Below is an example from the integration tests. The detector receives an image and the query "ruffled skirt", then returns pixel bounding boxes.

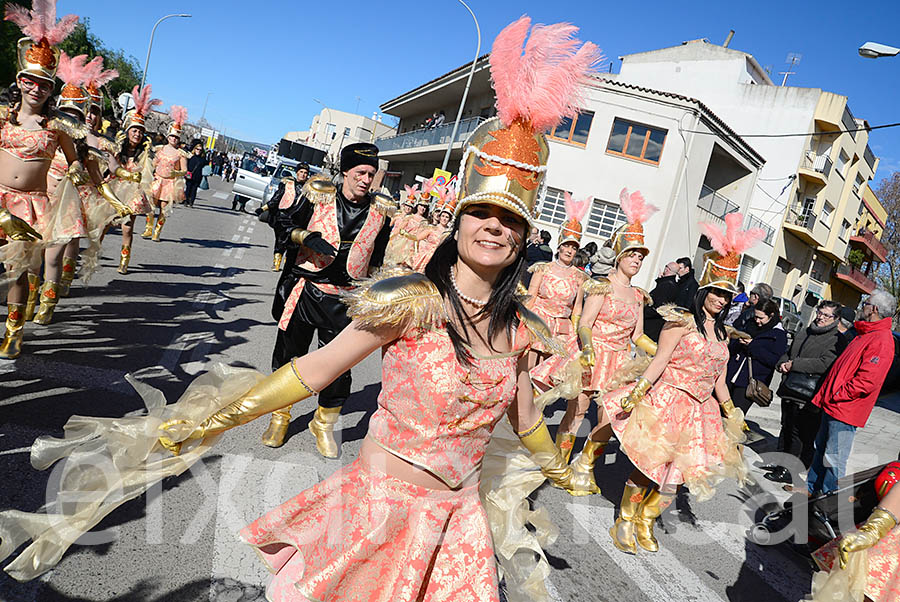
[409,238,439,273]
[602,382,747,500]
[527,303,573,355]
[809,528,900,602]
[150,176,185,203]
[77,185,119,282]
[384,233,416,267]
[239,459,500,602]
[109,177,152,215]
[531,336,630,394]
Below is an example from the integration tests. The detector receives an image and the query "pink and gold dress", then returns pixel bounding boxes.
[239,272,539,602]
[383,213,416,266]
[0,113,59,237]
[111,153,153,214]
[532,278,645,393]
[811,528,899,602]
[526,261,588,354]
[149,146,185,203]
[601,305,745,500]
[43,148,88,242]
[409,223,447,272]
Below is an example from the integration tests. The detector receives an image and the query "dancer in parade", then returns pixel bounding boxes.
[146,105,188,242]
[260,142,393,452]
[260,161,309,271]
[585,212,760,555]
[524,191,590,371]
[382,182,418,266]
[108,85,158,275]
[408,185,454,272]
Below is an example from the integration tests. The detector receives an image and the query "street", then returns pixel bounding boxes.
[0,174,894,602]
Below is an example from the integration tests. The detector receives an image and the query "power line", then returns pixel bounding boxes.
[682,121,900,138]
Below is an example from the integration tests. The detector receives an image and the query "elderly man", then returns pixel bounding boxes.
[263,143,392,454]
[805,290,897,495]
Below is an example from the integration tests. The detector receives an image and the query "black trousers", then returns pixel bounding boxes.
[185,180,201,205]
[778,399,822,469]
[730,385,753,416]
[271,311,350,409]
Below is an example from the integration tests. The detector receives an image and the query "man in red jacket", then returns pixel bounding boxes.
[806,290,897,495]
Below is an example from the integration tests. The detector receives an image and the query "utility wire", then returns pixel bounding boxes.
[682,121,900,138]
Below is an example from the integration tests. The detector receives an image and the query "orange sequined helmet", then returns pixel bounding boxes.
[697,213,765,294]
[559,191,591,247]
[610,188,658,260]
[5,1,79,83]
[56,52,89,117]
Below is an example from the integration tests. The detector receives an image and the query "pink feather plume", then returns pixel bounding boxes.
[56,52,88,86]
[563,191,591,222]
[4,0,79,46]
[131,84,162,116]
[169,105,188,126]
[699,212,765,256]
[489,16,602,132]
[618,188,658,225]
[84,56,118,88]
[420,178,436,196]
[403,184,419,200]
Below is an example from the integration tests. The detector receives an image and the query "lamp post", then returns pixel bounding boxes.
[201,92,213,122]
[440,0,481,172]
[140,14,192,90]
[859,41,900,58]
[313,98,338,165]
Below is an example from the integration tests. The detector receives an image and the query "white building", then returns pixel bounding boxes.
[306,108,396,167]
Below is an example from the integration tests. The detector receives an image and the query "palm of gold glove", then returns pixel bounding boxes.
[837,507,898,569]
[577,325,595,368]
[0,209,41,242]
[621,377,652,413]
[99,182,134,217]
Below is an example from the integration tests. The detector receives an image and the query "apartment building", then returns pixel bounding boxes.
[306,107,396,168]
[616,39,881,318]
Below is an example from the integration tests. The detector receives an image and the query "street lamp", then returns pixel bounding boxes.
[201,92,213,122]
[140,14,192,89]
[859,41,900,58]
[441,0,481,172]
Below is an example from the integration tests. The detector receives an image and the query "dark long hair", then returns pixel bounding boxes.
[693,287,732,341]
[424,220,527,366]
[2,81,55,126]
[117,128,150,165]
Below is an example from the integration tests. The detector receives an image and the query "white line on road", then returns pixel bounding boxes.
[241,236,250,244]
[213,191,228,200]
[234,249,245,260]
[246,227,254,234]
[238,226,245,232]
[231,234,240,242]
[222,249,233,257]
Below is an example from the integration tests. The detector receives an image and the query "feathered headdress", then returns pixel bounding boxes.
[454,16,601,227]
[559,191,592,246]
[167,105,188,138]
[697,212,765,293]
[123,84,161,131]
[610,187,659,260]
[55,52,90,116]
[4,0,79,81]
[83,55,118,108]
[419,178,436,204]
[402,184,420,207]
[440,186,457,214]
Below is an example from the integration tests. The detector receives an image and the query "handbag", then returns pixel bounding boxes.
[199,176,209,190]
[745,358,773,407]
[777,371,821,403]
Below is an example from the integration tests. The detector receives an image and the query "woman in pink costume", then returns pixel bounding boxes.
[807,463,899,602]
[409,186,454,272]
[524,191,590,371]
[146,105,188,242]
[581,213,760,556]
[383,183,418,266]
[531,188,658,465]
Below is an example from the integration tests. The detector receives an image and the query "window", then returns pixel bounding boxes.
[810,257,831,283]
[325,123,336,140]
[550,111,594,145]
[821,202,834,227]
[585,200,627,240]
[835,150,849,177]
[606,118,667,164]
[355,127,371,139]
[739,256,758,287]
[343,127,351,138]
[853,173,865,195]
[537,187,569,226]
[839,219,850,241]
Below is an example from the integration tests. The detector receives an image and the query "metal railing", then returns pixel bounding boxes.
[698,184,739,221]
[746,214,776,245]
[842,107,857,139]
[851,228,889,261]
[836,264,876,292]
[375,116,487,153]
[864,145,876,171]
[801,153,833,178]
[787,210,816,230]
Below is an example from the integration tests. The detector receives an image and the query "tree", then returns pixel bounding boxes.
[874,171,900,323]
[0,0,32,87]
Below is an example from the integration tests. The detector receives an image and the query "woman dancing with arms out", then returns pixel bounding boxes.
[145,105,187,242]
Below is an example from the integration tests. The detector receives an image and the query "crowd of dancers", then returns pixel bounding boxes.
[0,4,896,602]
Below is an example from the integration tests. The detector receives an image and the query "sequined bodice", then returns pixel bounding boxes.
[533,264,584,318]
[659,330,729,401]
[368,325,526,487]
[154,147,181,178]
[590,289,642,351]
[0,121,58,162]
[47,147,67,181]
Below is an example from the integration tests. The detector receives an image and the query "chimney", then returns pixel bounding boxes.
[723,30,735,48]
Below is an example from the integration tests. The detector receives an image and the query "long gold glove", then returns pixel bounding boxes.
[0,209,41,242]
[838,507,898,569]
[115,167,141,183]
[577,324,595,368]
[634,334,658,356]
[621,376,652,413]
[68,167,89,186]
[158,361,317,455]
[98,182,134,217]
[720,398,737,418]
[516,416,593,494]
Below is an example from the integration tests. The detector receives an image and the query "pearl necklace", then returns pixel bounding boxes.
[451,268,489,307]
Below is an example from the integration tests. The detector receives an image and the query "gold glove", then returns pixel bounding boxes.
[0,209,41,242]
[516,417,592,494]
[621,377,652,413]
[68,167,89,186]
[115,167,141,183]
[577,324,595,368]
[720,398,736,419]
[158,360,317,455]
[838,507,898,569]
[98,182,133,217]
[170,169,186,178]
[570,313,580,333]
[634,334,658,356]
[290,228,312,245]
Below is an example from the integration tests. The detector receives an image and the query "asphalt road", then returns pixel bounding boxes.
[0,176,819,602]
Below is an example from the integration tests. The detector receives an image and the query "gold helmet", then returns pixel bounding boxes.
[559,192,591,247]
[55,52,89,117]
[5,1,80,83]
[167,105,188,139]
[123,84,162,132]
[697,213,765,294]
[83,56,119,112]
[610,188,658,261]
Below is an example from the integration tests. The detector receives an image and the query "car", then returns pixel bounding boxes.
[231,163,272,212]
[772,296,802,340]
[261,160,323,205]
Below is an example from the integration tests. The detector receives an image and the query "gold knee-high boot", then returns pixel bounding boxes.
[59,257,76,297]
[555,431,577,465]
[309,405,342,458]
[261,405,292,448]
[610,484,646,555]
[33,280,60,325]
[634,488,673,552]
[24,273,40,321]
[152,215,165,242]
[563,439,605,495]
[117,245,131,275]
[141,214,154,238]
[0,303,26,359]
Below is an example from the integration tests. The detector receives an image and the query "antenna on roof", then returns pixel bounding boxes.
[779,53,802,86]
[723,30,735,48]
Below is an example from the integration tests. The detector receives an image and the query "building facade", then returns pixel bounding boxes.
[306,107,396,169]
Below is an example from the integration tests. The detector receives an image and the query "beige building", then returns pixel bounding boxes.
[307,108,396,168]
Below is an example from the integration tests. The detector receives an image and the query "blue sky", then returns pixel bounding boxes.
[66,0,900,182]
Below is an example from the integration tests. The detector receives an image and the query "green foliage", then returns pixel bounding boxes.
[0,0,32,88]
[847,248,865,269]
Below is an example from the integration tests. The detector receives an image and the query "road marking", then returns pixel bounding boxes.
[231,234,240,242]
[222,249,233,257]
[238,226,245,232]
[246,227,254,234]
[234,249,245,260]
[241,236,250,244]
[213,191,228,200]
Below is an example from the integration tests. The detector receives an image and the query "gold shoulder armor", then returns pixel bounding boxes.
[371,192,396,217]
[527,261,550,275]
[657,303,696,330]
[48,111,88,139]
[635,287,652,306]
[302,175,336,204]
[582,277,611,297]
[342,269,444,332]
[517,305,567,356]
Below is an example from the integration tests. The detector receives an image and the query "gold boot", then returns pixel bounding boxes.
[564,439,605,495]
[634,488,672,552]
[152,215,165,242]
[610,484,646,555]
[261,405,292,448]
[555,431,577,465]
[24,273,40,321]
[141,214,154,238]
[33,281,60,325]
[272,253,283,271]
[309,405,341,458]
[117,245,131,275]
[59,257,76,297]
[0,303,26,359]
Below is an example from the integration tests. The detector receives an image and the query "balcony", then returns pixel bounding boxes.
[850,228,889,262]
[375,116,486,157]
[783,210,822,246]
[798,153,832,186]
[698,184,739,225]
[746,214,776,245]
[834,264,876,294]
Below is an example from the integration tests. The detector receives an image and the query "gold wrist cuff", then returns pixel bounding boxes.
[516,415,545,438]
[290,228,311,245]
[635,334,658,356]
